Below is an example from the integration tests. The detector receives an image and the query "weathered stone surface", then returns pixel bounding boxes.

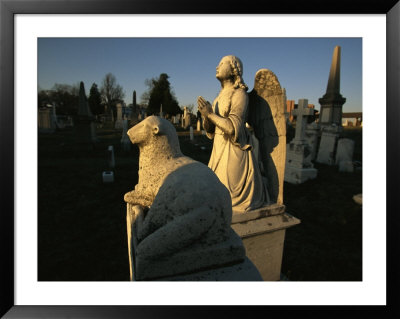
[125,116,250,280]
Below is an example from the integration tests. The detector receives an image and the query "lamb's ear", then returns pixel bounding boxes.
[152,124,160,135]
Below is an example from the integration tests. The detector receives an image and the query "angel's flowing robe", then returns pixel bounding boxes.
[206,87,267,212]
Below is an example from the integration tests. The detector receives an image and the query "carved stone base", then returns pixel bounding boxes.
[231,204,300,281]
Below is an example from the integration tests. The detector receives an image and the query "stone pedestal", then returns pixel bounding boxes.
[231,204,300,281]
[285,142,317,184]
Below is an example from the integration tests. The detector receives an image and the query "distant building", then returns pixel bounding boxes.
[342,112,362,127]
[286,100,295,122]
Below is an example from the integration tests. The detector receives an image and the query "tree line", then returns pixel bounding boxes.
[38,72,183,117]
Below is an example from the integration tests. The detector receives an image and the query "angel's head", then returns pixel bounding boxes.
[216,55,248,91]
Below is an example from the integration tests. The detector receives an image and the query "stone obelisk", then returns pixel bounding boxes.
[76,81,98,146]
[133,90,137,113]
[318,46,346,128]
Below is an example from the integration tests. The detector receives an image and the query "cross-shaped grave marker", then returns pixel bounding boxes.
[292,98,314,143]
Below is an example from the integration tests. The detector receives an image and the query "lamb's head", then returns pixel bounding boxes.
[127,116,182,157]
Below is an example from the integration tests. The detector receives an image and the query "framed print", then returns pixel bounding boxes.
[1,0,399,318]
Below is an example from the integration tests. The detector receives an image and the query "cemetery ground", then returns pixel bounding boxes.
[38,124,362,281]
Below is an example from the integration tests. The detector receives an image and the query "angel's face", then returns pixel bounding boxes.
[216,57,232,81]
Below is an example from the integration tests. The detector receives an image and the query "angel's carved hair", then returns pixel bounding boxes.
[225,55,248,91]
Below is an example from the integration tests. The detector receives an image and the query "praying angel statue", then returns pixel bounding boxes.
[198,55,286,213]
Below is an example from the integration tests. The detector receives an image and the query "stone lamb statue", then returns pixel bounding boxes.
[124,116,260,280]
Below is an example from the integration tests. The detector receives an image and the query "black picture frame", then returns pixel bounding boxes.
[1,0,399,318]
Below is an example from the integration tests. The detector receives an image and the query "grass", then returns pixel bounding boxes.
[38,124,362,281]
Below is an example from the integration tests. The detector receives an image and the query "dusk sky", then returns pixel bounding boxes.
[38,37,362,112]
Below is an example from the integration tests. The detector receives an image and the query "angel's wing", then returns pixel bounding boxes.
[247,69,286,204]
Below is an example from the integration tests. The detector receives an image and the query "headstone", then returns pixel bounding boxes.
[182,106,191,129]
[316,125,340,165]
[183,106,188,118]
[107,145,115,168]
[124,116,262,281]
[284,99,318,184]
[115,103,123,129]
[189,126,194,141]
[38,107,55,133]
[50,103,59,128]
[121,119,131,151]
[102,171,114,183]
[336,138,355,172]
[197,119,201,131]
[318,46,346,129]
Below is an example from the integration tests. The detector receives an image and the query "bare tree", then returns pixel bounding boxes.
[100,73,125,114]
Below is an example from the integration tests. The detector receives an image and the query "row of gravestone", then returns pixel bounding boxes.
[284,98,357,185]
